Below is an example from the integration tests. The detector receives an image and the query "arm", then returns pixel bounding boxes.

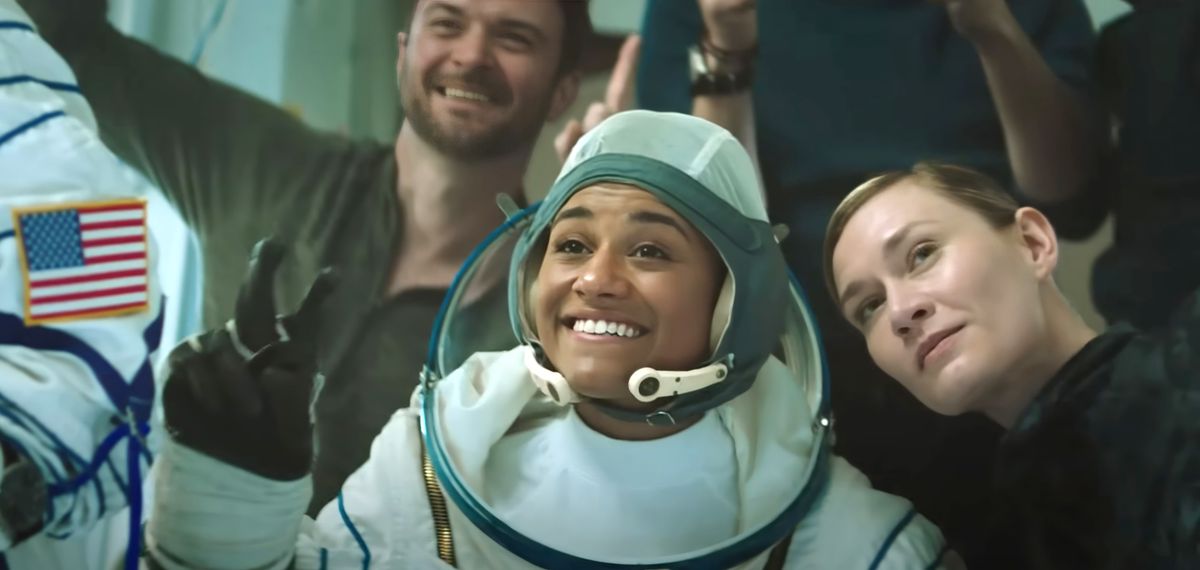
[689,8,767,213]
[941,0,1101,203]
[796,457,950,568]
[690,0,758,173]
[147,241,336,569]
[149,409,428,570]
[556,0,762,177]
[16,0,360,234]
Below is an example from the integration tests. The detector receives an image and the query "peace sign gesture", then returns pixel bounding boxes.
[232,239,336,373]
[554,35,641,163]
[163,238,338,481]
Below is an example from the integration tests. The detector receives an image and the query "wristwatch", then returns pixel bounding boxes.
[688,44,755,96]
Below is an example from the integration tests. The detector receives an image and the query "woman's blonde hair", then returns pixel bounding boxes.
[822,161,1020,303]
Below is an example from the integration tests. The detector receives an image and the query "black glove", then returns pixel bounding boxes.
[15,0,109,54]
[162,239,338,481]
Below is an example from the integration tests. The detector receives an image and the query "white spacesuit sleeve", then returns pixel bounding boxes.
[786,456,947,569]
[146,441,310,570]
[0,0,164,553]
[147,409,434,570]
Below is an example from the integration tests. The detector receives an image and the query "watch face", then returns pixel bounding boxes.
[0,458,46,542]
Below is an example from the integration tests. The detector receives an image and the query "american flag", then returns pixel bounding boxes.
[14,199,149,324]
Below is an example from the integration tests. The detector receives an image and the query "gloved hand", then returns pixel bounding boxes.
[15,0,109,54]
[162,239,338,481]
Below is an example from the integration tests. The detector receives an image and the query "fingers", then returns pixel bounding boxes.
[582,101,612,132]
[185,362,221,417]
[207,334,266,417]
[235,238,286,351]
[554,35,641,164]
[604,35,641,112]
[555,101,615,164]
[164,330,264,418]
[164,333,225,415]
[283,267,339,344]
[554,119,584,163]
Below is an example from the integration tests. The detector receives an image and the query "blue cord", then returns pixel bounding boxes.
[124,424,146,570]
[189,0,230,66]
[337,492,371,569]
[0,21,34,33]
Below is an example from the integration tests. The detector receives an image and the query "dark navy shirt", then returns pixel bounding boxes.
[638,0,1095,193]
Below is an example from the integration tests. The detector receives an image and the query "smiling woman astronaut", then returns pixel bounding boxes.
[147,110,951,569]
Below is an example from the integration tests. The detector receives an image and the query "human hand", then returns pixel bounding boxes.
[697,0,757,52]
[932,0,1019,45]
[162,239,338,481]
[554,35,640,163]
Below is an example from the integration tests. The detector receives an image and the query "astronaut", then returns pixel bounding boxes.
[148,110,949,568]
[0,0,164,568]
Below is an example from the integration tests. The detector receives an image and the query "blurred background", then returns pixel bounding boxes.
[108,0,1132,352]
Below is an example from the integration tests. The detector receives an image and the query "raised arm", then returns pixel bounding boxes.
[556,0,763,189]
[690,0,758,165]
[148,241,336,568]
[939,0,1101,204]
[16,0,362,233]
[633,1,759,166]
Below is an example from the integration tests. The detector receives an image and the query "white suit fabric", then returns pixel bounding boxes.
[0,1,164,567]
[148,111,949,569]
[150,349,946,569]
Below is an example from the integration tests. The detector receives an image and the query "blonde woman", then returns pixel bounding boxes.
[824,161,1200,567]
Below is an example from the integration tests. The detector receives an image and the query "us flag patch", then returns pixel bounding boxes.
[12,199,149,325]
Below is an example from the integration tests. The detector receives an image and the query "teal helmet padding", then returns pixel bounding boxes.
[507,110,789,420]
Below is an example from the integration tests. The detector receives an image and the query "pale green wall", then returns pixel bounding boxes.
[1086,0,1132,27]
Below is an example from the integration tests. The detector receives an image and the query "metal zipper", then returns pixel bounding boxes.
[421,445,457,566]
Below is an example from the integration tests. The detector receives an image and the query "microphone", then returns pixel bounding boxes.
[627,362,728,403]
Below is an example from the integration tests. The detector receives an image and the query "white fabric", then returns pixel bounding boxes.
[147,443,310,570]
[483,407,738,561]
[558,110,769,223]
[150,348,949,568]
[0,1,164,567]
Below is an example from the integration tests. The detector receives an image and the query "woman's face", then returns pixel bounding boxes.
[830,182,1056,416]
[534,183,723,406]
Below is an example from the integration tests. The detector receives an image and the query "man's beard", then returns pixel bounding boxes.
[401,68,553,161]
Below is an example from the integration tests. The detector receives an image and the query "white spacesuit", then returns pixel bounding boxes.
[147,110,949,569]
[0,1,163,568]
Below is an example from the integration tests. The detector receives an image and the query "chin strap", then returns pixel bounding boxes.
[627,362,728,402]
[521,345,731,425]
[523,345,581,406]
